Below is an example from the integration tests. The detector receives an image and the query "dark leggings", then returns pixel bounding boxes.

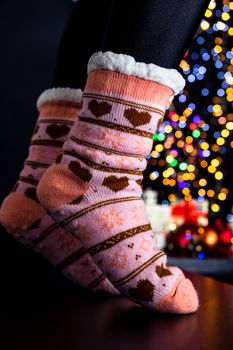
[53,0,210,89]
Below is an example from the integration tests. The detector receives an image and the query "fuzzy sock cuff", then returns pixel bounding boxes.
[88,51,185,96]
[37,87,83,111]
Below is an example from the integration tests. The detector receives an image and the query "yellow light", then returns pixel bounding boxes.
[165,125,172,133]
[216,21,226,31]
[155,144,163,152]
[227,94,233,102]
[179,60,190,71]
[207,190,215,197]
[205,230,218,246]
[186,145,194,153]
[208,0,216,10]
[183,108,192,117]
[198,227,205,234]
[205,9,212,17]
[201,20,210,31]
[189,173,195,180]
[180,115,187,122]
[211,159,219,167]
[169,179,176,187]
[172,114,179,121]
[216,137,225,146]
[182,188,190,195]
[208,165,216,173]
[177,140,184,148]
[184,195,192,201]
[163,170,170,178]
[188,164,195,172]
[214,45,222,53]
[215,171,223,180]
[175,131,182,138]
[166,155,174,163]
[222,12,230,21]
[168,167,175,175]
[221,129,230,138]
[151,150,158,158]
[186,136,193,144]
[230,2,233,10]
[163,178,170,185]
[218,193,226,201]
[226,122,233,130]
[198,189,206,196]
[168,194,176,202]
[201,142,209,150]
[199,178,207,186]
[228,27,233,36]
[211,204,220,213]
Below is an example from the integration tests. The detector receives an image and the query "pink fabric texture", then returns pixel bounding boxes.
[0,89,118,294]
[37,56,199,314]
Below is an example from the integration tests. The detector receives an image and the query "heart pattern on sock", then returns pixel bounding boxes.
[46,124,70,139]
[102,175,129,192]
[25,187,38,202]
[88,100,112,118]
[68,161,92,182]
[124,108,152,127]
[129,279,155,302]
[155,263,173,278]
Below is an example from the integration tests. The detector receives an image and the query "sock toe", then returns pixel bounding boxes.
[37,163,87,209]
[0,193,46,234]
[156,276,199,314]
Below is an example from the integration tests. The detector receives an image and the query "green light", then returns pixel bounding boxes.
[170,159,178,167]
[157,133,165,141]
[153,133,158,140]
[192,129,201,138]
[179,162,188,171]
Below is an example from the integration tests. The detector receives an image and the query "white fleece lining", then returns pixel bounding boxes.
[37,87,83,111]
[88,51,185,95]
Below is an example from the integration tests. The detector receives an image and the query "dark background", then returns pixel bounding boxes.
[0,0,76,203]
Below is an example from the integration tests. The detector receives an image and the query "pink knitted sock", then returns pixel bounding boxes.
[38,52,199,313]
[0,87,118,293]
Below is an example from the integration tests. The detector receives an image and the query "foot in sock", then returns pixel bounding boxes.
[37,52,199,314]
[0,87,118,294]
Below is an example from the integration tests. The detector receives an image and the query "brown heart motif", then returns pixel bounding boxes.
[102,175,129,192]
[55,153,63,164]
[124,108,152,127]
[155,263,173,278]
[46,124,70,139]
[68,161,92,182]
[25,187,38,202]
[88,100,112,118]
[129,279,155,302]
[28,218,41,230]
[70,195,84,205]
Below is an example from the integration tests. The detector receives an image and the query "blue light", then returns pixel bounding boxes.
[196,36,205,45]
[202,124,210,131]
[198,196,205,202]
[189,103,196,110]
[215,61,223,69]
[198,252,205,260]
[203,150,210,157]
[226,214,233,222]
[207,105,213,113]
[201,88,209,96]
[191,52,199,60]
[188,74,195,83]
[179,94,187,103]
[217,88,225,97]
[214,131,221,138]
[217,72,224,79]
[220,147,227,154]
[202,53,210,61]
